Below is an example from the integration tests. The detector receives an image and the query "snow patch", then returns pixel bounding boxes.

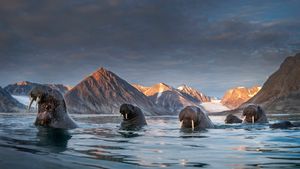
[200,102,230,113]
[12,95,30,106]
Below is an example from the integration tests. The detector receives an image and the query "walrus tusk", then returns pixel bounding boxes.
[242,116,246,123]
[191,120,194,130]
[180,121,183,128]
[28,97,34,111]
[36,96,40,110]
[252,116,255,124]
[125,113,128,120]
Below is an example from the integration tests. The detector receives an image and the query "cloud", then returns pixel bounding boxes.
[0,0,299,97]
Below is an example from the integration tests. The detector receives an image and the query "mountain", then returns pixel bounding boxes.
[132,84,150,93]
[221,86,261,109]
[4,81,71,95]
[64,68,160,115]
[0,86,25,112]
[142,83,197,114]
[242,53,300,113]
[177,85,211,103]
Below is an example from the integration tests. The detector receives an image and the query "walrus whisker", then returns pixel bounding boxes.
[252,116,255,124]
[191,120,194,130]
[28,97,34,111]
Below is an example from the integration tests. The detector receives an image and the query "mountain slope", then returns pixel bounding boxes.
[132,84,150,93]
[64,68,159,115]
[243,53,300,113]
[177,85,211,103]
[143,83,197,114]
[0,87,25,112]
[221,86,261,109]
[4,81,70,95]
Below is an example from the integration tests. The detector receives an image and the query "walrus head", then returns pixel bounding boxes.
[242,104,267,124]
[225,114,242,124]
[28,86,68,127]
[119,104,147,130]
[179,106,214,130]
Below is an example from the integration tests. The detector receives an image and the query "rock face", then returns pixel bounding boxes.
[177,85,211,103]
[64,68,159,115]
[4,81,71,96]
[0,87,25,112]
[243,53,300,114]
[142,83,197,115]
[221,86,261,109]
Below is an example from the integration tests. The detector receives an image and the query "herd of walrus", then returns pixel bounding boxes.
[27,86,299,131]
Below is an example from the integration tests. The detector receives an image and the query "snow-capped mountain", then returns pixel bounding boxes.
[132,84,150,93]
[177,84,211,103]
[221,86,261,109]
[142,83,198,115]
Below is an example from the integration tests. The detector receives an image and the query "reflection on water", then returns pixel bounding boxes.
[0,113,299,169]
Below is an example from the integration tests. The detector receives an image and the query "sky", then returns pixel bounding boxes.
[0,0,300,97]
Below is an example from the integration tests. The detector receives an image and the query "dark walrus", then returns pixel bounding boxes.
[179,106,214,130]
[225,114,242,124]
[242,104,268,124]
[119,104,147,130]
[270,121,300,129]
[28,86,78,129]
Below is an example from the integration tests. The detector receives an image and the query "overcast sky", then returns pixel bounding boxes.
[0,0,300,97]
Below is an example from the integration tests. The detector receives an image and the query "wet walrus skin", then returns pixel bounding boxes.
[28,86,78,129]
[242,104,268,124]
[179,106,214,130]
[225,114,242,124]
[119,104,147,130]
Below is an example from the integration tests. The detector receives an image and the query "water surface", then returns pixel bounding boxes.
[0,113,299,169]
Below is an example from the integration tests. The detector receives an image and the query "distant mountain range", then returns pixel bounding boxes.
[132,83,212,114]
[221,86,261,109]
[1,53,299,115]
[4,81,71,96]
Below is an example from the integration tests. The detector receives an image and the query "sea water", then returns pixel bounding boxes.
[0,113,299,169]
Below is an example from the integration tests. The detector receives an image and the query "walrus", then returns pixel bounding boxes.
[179,106,214,130]
[242,104,268,124]
[270,121,300,129]
[225,114,242,124]
[119,104,147,130]
[28,86,78,129]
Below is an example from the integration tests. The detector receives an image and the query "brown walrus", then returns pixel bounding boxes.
[242,104,268,124]
[179,106,214,130]
[28,86,78,129]
[119,104,147,130]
